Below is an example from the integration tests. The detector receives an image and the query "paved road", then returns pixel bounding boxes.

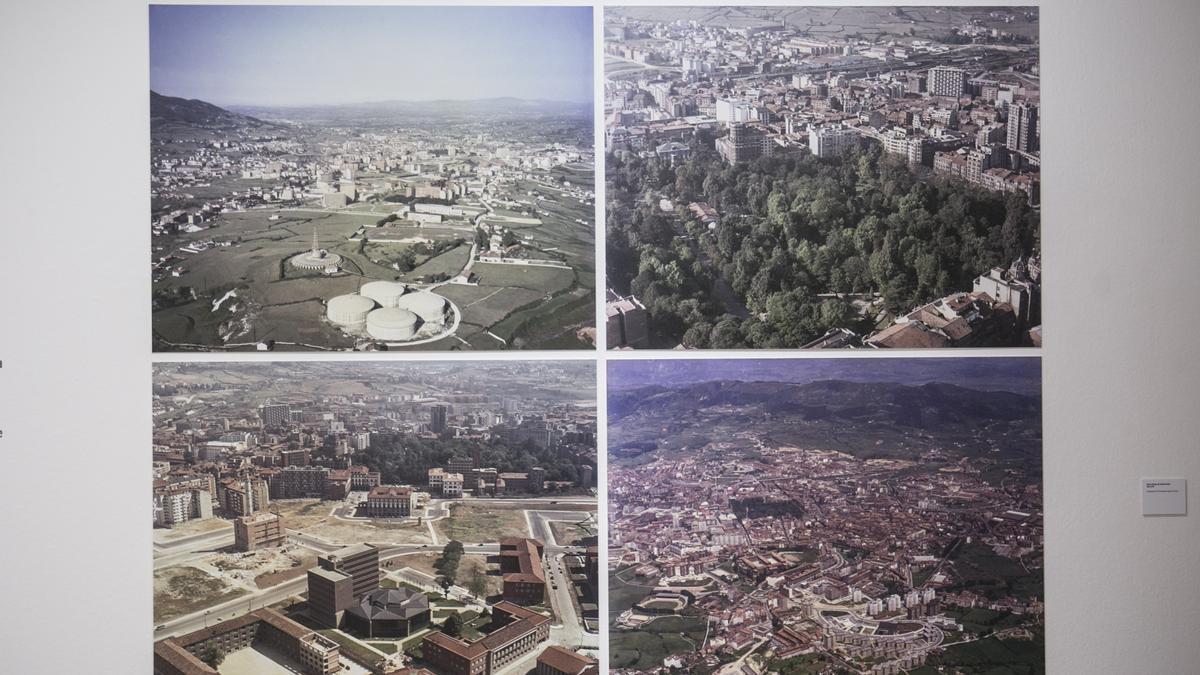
[526,509,596,548]
[153,526,233,552]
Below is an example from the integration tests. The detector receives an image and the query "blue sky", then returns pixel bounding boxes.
[150,5,593,106]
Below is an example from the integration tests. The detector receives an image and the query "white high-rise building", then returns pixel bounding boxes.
[1006,102,1039,153]
[715,98,756,123]
[886,594,902,612]
[928,66,968,98]
[809,123,859,158]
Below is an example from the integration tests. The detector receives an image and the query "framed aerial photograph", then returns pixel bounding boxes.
[152,361,599,673]
[608,357,1044,673]
[603,6,1041,350]
[150,5,597,352]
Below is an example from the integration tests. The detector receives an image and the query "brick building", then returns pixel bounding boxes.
[153,608,341,675]
[420,602,550,675]
[233,511,285,551]
[498,538,546,605]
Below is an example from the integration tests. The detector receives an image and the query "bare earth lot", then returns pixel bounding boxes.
[154,565,249,623]
[434,502,531,542]
[550,520,593,547]
[272,499,431,546]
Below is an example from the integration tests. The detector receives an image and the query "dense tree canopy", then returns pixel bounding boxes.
[359,434,595,488]
[607,142,1039,348]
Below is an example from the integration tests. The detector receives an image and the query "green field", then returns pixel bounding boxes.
[610,614,709,671]
[950,542,1042,600]
[927,630,1046,674]
[153,165,595,351]
[610,566,710,668]
[406,243,472,281]
[610,568,655,616]
[766,654,835,675]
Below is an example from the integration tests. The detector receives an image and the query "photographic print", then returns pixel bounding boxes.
[152,361,598,674]
[604,7,1041,349]
[151,6,597,352]
[608,357,1044,673]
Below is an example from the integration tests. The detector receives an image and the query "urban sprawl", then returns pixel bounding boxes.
[605,7,1042,350]
[152,363,599,675]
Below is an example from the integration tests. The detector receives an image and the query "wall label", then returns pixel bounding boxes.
[1142,478,1187,516]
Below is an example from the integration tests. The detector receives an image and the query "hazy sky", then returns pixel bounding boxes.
[609,358,1041,396]
[150,5,593,107]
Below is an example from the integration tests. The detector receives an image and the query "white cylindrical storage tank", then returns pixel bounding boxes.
[359,280,407,308]
[395,291,448,327]
[366,307,419,341]
[326,294,376,330]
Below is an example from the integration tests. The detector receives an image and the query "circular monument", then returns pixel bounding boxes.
[291,228,343,271]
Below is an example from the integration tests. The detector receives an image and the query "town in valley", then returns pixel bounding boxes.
[608,359,1044,674]
[151,6,597,352]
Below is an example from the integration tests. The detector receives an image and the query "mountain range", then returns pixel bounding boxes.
[610,379,1039,426]
[150,91,273,130]
[608,379,1042,464]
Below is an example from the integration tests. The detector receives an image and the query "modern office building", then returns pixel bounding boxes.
[308,567,355,628]
[318,543,380,600]
[280,448,311,467]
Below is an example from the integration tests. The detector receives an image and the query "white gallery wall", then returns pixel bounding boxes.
[0,0,1198,672]
[1041,0,1200,671]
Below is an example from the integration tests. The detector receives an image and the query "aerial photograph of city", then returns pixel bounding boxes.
[603,6,1042,349]
[150,6,597,352]
[608,357,1044,674]
[152,361,598,675]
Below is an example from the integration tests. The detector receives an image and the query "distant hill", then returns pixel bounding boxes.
[608,359,1042,397]
[609,379,1042,463]
[611,379,1038,425]
[151,91,273,130]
